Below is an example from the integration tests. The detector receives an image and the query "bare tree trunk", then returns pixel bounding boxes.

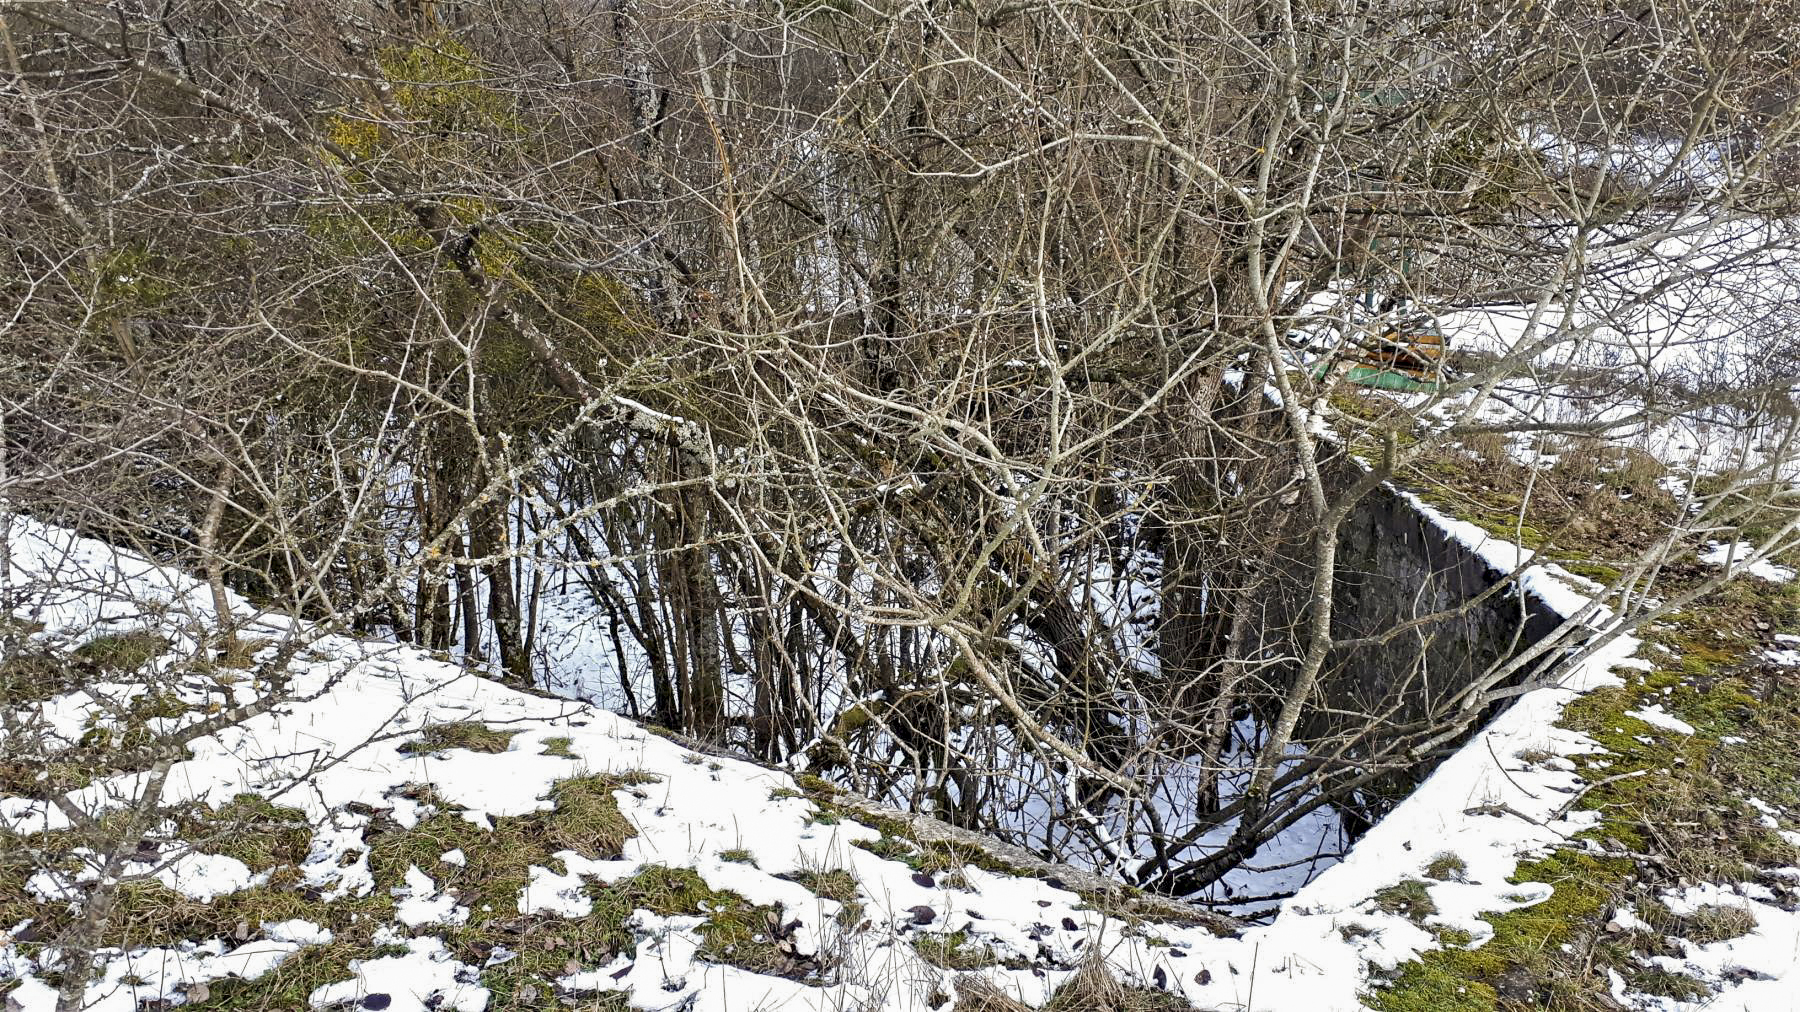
[477,498,530,686]
[198,460,237,655]
[454,535,483,662]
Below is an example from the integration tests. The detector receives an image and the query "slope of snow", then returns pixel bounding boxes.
[5,511,1797,1011]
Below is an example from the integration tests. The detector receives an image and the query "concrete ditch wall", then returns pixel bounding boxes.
[1279,474,1574,836]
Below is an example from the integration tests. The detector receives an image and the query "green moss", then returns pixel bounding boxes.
[1557,560,1623,586]
[1369,960,1498,1012]
[841,813,1018,877]
[378,36,519,139]
[1493,851,1627,952]
[93,245,182,320]
[1368,850,1628,1010]
[1369,438,1800,1008]
[540,736,575,758]
[719,847,757,866]
[1374,570,1798,1009]
[1435,927,1474,948]
[851,834,918,865]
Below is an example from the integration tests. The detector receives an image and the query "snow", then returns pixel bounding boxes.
[518,854,604,917]
[1625,883,1800,1012]
[6,492,1798,1011]
[25,849,259,906]
[1628,704,1698,736]
[394,866,470,928]
[264,919,334,945]
[1700,542,1797,582]
[9,939,307,1012]
[562,910,830,1012]
[308,936,488,1012]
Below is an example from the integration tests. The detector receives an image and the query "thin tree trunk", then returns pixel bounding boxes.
[198,460,237,656]
[478,499,530,685]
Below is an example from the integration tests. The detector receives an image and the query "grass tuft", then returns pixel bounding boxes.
[1374,880,1437,921]
[398,721,519,755]
[73,632,168,673]
[1682,903,1757,944]
[1424,852,1468,883]
[913,929,996,970]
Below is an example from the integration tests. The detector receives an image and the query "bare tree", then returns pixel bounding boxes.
[4,6,1800,977]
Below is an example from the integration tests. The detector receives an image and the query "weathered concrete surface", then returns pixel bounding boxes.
[1325,481,1564,724]
[1296,475,1568,834]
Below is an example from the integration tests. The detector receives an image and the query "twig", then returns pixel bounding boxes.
[1549,769,1649,823]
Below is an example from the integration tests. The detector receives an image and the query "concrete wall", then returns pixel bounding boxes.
[1281,474,1570,836]
[1325,482,1565,723]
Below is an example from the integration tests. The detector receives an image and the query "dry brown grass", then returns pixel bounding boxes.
[398,721,520,755]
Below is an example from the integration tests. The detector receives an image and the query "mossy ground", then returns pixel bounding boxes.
[1359,397,1800,1010]
[1370,554,1800,1010]
[5,767,828,1009]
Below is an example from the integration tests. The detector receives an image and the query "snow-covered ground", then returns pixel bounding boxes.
[4,510,1798,1011]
